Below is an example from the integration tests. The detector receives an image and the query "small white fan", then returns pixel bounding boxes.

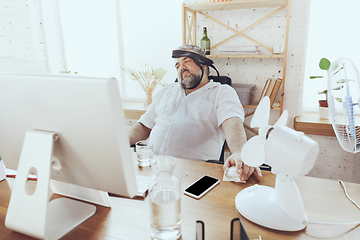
[235,96,319,231]
[327,58,360,153]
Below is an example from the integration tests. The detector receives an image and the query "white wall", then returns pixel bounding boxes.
[0,0,47,71]
[1,0,359,183]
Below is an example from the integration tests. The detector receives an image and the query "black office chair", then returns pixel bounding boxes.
[209,75,232,85]
[174,75,231,85]
[206,75,232,164]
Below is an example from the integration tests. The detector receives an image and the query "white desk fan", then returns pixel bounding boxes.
[235,96,319,231]
[327,58,360,153]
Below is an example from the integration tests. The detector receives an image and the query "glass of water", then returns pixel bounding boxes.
[135,140,153,167]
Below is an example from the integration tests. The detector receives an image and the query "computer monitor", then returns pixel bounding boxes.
[0,73,139,239]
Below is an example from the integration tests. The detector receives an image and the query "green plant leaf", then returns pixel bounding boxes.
[319,58,331,70]
[335,97,342,102]
[310,76,324,79]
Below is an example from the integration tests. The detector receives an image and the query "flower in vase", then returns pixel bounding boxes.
[122,64,167,107]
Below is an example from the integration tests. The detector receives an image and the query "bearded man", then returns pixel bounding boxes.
[128,44,261,181]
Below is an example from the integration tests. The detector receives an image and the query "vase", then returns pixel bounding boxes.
[318,100,329,120]
[319,106,329,120]
[0,161,6,181]
[144,91,153,108]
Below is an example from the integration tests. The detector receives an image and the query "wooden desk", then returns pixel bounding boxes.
[1,159,360,239]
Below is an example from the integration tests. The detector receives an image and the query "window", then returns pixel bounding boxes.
[41,0,182,101]
[118,0,182,101]
[302,0,360,112]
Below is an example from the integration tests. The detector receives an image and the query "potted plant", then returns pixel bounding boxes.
[310,58,331,119]
[121,64,166,108]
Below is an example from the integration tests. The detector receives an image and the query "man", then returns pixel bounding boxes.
[128,44,261,181]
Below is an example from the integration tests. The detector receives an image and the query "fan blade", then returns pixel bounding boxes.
[274,110,288,129]
[250,96,270,129]
[241,136,266,167]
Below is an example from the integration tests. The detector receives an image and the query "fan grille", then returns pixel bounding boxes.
[328,58,360,153]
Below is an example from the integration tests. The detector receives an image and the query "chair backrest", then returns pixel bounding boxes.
[174,75,232,86]
[209,75,231,86]
[209,75,232,164]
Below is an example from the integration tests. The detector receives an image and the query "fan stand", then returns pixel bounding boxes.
[5,130,96,240]
[235,173,307,231]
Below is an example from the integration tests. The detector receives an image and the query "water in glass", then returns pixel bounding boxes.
[149,156,181,240]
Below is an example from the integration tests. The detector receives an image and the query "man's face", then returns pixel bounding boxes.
[175,57,202,89]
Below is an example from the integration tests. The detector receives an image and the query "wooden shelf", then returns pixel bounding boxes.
[294,113,335,136]
[209,54,285,59]
[185,0,288,12]
[122,101,146,120]
[182,0,291,118]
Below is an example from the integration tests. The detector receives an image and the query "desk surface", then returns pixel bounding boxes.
[1,159,360,240]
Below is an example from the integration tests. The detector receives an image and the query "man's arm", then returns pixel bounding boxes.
[128,122,151,145]
[221,117,262,181]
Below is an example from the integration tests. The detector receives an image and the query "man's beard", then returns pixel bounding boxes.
[179,69,202,90]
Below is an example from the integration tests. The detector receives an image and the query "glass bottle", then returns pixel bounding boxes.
[200,27,211,55]
[149,155,181,240]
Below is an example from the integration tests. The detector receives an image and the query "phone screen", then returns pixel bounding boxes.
[184,175,219,197]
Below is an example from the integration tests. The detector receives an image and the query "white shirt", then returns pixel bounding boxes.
[138,81,244,161]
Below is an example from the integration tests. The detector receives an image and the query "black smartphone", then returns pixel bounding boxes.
[184,175,220,199]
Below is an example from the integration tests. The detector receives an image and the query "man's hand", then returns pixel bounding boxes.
[223,152,262,181]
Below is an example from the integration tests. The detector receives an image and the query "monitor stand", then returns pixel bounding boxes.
[50,179,111,207]
[5,130,97,240]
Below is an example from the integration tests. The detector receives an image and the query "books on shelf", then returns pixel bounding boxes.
[221,51,260,55]
[219,46,260,55]
[260,78,282,106]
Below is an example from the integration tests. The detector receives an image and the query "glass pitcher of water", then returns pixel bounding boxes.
[149,155,181,240]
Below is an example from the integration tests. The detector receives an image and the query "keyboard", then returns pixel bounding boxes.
[136,175,151,197]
